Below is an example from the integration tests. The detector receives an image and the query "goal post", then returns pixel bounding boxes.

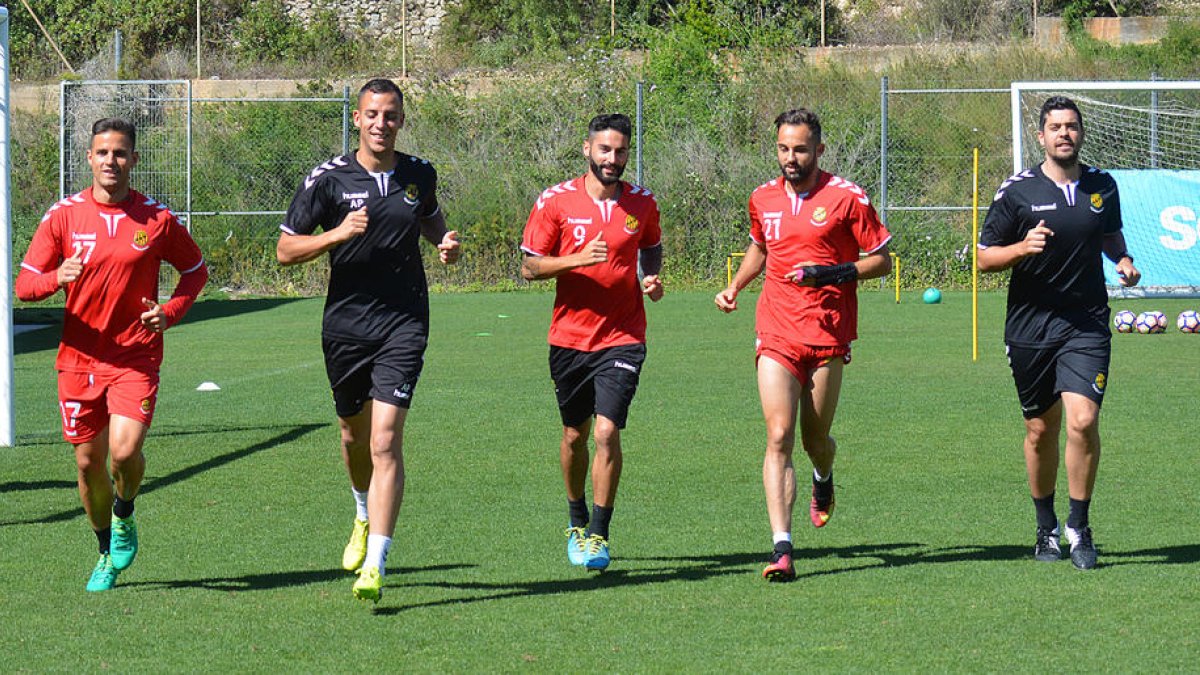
[1011,81,1200,298]
[1,7,13,447]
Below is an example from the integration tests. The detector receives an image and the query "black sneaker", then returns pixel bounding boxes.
[1065,526,1097,570]
[1034,525,1061,562]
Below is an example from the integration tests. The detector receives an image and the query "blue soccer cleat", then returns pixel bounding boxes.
[110,515,139,571]
[566,526,588,566]
[582,534,610,571]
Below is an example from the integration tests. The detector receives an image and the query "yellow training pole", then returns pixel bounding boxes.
[726,252,744,288]
[972,147,980,362]
[891,252,900,303]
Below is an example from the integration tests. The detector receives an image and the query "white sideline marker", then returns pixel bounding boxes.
[196,381,221,391]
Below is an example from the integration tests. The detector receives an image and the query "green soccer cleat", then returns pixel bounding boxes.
[352,566,382,603]
[110,515,139,571]
[342,518,369,572]
[86,554,119,592]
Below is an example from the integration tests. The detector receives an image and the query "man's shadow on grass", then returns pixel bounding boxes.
[368,543,925,616]
[123,563,475,593]
[0,422,325,526]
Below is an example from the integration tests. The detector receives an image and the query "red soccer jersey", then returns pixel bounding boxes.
[16,187,207,373]
[748,172,891,346]
[521,176,662,352]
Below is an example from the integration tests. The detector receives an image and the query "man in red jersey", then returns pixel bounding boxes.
[715,109,891,582]
[16,118,208,592]
[521,113,663,571]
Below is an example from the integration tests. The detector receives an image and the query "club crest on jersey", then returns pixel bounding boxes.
[810,206,828,227]
[624,214,640,234]
[132,229,150,251]
[1092,372,1106,395]
[403,183,420,206]
[1089,192,1104,213]
[140,398,152,413]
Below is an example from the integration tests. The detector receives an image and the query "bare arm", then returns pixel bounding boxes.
[714,241,766,312]
[977,221,1054,273]
[419,211,460,265]
[521,232,608,281]
[1102,231,1140,287]
[855,245,893,281]
[276,207,368,266]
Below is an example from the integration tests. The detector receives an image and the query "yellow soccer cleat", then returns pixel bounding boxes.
[342,518,369,572]
[352,566,382,603]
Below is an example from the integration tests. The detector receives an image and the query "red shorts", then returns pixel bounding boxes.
[755,334,850,386]
[57,365,159,443]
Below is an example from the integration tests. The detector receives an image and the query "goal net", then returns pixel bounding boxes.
[1012,81,1200,298]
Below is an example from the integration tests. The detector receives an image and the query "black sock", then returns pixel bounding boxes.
[1033,493,1057,530]
[96,527,111,555]
[1067,498,1090,530]
[113,495,135,519]
[813,470,834,504]
[773,540,793,556]
[568,498,589,529]
[587,505,614,540]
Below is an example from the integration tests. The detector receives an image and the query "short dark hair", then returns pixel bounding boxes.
[92,117,136,149]
[774,109,822,144]
[588,113,632,139]
[358,78,404,106]
[1039,96,1083,130]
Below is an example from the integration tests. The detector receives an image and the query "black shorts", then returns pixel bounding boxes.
[549,343,646,430]
[323,322,428,417]
[1006,337,1110,419]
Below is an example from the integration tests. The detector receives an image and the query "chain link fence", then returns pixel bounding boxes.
[60,81,350,294]
[58,76,1030,293]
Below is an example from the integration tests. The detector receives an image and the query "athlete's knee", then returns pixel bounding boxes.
[765,420,796,454]
[562,425,589,453]
[1064,409,1100,444]
[592,417,620,449]
[74,445,107,476]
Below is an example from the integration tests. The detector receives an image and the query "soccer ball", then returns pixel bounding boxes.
[1135,311,1166,334]
[1113,310,1136,333]
[1178,310,1200,333]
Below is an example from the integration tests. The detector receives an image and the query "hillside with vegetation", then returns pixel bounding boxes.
[8,1,1200,294]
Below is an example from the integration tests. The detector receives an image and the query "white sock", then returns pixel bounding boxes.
[365,534,391,575]
[773,531,791,545]
[813,467,831,483]
[352,488,369,522]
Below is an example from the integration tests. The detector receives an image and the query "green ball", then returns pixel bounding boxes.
[922,287,942,304]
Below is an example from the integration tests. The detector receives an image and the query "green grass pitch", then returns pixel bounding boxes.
[3,290,1198,670]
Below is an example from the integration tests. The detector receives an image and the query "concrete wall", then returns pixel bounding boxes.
[1035,16,1175,46]
[282,0,456,48]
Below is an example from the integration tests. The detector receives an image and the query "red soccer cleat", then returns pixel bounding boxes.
[762,552,795,582]
[810,484,835,528]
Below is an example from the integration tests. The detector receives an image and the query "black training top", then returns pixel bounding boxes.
[979,163,1122,347]
[282,151,440,343]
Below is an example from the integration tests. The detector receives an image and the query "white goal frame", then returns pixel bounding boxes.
[1011,80,1200,299]
[1,8,13,447]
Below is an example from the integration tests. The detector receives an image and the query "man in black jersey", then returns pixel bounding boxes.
[978,96,1139,570]
[277,78,460,602]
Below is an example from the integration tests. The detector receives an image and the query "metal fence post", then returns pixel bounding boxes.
[636,80,644,185]
[186,79,193,229]
[879,75,888,226]
[342,85,351,156]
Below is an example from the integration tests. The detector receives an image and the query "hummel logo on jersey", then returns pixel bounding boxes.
[392,384,412,400]
[612,360,638,373]
[1031,203,1057,212]
[342,191,369,200]
[567,217,593,225]
[763,211,784,219]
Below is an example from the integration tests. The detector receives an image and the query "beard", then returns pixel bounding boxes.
[589,157,625,186]
[779,161,814,184]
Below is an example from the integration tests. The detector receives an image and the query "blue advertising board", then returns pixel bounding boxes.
[1107,170,1200,288]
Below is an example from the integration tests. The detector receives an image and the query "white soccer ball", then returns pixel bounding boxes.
[1177,310,1200,333]
[1113,310,1136,333]
[1135,311,1165,334]
[1151,311,1168,332]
